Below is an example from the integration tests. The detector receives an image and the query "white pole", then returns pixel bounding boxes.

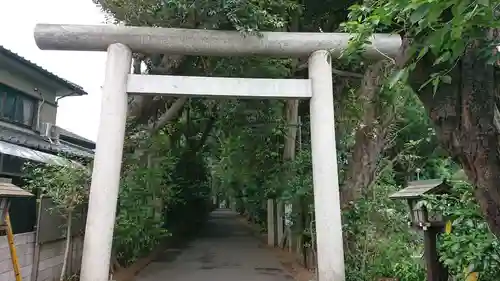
[308,50,345,281]
[231,199,237,212]
[267,199,276,246]
[80,43,132,281]
[276,201,284,245]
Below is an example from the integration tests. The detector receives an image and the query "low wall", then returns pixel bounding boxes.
[0,232,83,281]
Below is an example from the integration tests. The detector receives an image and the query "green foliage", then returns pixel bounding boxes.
[342,0,500,90]
[114,124,213,265]
[282,148,313,200]
[426,182,500,281]
[114,160,172,264]
[209,99,286,229]
[340,4,500,278]
[23,160,91,281]
[23,161,90,216]
[343,170,426,281]
[96,0,298,32]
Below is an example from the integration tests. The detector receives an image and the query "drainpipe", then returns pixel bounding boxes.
[55,91,76,103]
[34,88,45,132]
[30,193,45,281]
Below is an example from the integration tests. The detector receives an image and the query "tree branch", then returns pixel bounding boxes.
[149,97,188,135]
[297,62,364,78]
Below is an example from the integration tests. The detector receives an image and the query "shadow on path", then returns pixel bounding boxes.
[136,209,294,281]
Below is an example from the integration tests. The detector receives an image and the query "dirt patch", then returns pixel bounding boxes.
[270,246,316,281]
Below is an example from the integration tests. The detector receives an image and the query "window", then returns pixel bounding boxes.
[2,154,26,175]
[0,84,35,127]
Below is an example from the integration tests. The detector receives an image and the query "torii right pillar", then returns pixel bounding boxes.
[309,50,345,281]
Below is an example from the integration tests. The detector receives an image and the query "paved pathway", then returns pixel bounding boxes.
[136,209,294,281]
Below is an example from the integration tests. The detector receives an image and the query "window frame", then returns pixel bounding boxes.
[0,83,37,128]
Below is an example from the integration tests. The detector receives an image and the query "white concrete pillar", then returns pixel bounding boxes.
[284,203,293,252]
[308,50,345,281]
[231,199,237,212]
[267,199,276,246]
[80,43,132,281]
[276,201,284,245]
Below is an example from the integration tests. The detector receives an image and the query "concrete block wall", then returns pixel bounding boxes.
[0,232,83,281]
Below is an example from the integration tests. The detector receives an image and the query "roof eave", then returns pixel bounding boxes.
[0,45,88,96]
[57,89,88,98]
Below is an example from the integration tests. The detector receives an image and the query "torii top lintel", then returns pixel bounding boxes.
[33,24,402,59]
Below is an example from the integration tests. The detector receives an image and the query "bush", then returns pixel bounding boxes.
[426,182,500,281]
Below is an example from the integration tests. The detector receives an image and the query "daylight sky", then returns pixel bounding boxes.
[0,0,107,142]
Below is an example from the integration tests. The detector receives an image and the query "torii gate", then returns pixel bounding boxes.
[33,24,401,281]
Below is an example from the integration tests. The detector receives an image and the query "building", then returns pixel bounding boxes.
[0,45,95,281]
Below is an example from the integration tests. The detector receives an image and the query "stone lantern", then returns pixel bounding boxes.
[390,179,451,281]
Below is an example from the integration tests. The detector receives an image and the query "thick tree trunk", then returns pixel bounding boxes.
[281,100,299,250]
[401,35,500,237]
[341,61,394,208]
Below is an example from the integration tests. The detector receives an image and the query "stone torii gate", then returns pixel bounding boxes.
[33,24,401,281]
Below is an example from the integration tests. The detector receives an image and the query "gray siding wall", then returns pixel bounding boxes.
[0,69,58,125]
[37,103,57,126]
[0,232,83,281]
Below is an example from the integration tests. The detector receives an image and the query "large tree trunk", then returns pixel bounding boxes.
[340,61,394,208]
[279,100,299,246]
[401,35,500,237]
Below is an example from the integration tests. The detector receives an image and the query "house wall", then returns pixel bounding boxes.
[0,68,58,125]
[0,232,83,281]
[37,103,57,126]
[37,198,86,245]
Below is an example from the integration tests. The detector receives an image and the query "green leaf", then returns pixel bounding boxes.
[441,75,452,84]
[451,26,463,39]
[432,77,440,94]
[425,29,446,55]
[452,0,468,16]
[388,69,407,88]
[416,46,429,61]
[450,41,466,58]
[410,4,431,24]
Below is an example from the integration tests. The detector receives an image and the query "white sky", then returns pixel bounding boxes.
[0,0,107,142]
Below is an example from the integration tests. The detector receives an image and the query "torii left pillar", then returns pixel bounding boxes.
[79,43,132,281]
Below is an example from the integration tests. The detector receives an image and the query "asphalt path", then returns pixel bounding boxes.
[136,209,294,281]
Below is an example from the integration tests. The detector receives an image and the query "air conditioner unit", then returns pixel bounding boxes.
[39,122,60,141]
[39,122,52,138]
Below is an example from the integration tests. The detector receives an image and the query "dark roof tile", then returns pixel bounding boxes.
[0,45,88,96]
[0,125,94,159]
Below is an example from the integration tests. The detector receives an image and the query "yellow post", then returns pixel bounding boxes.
[5,212,23,281]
